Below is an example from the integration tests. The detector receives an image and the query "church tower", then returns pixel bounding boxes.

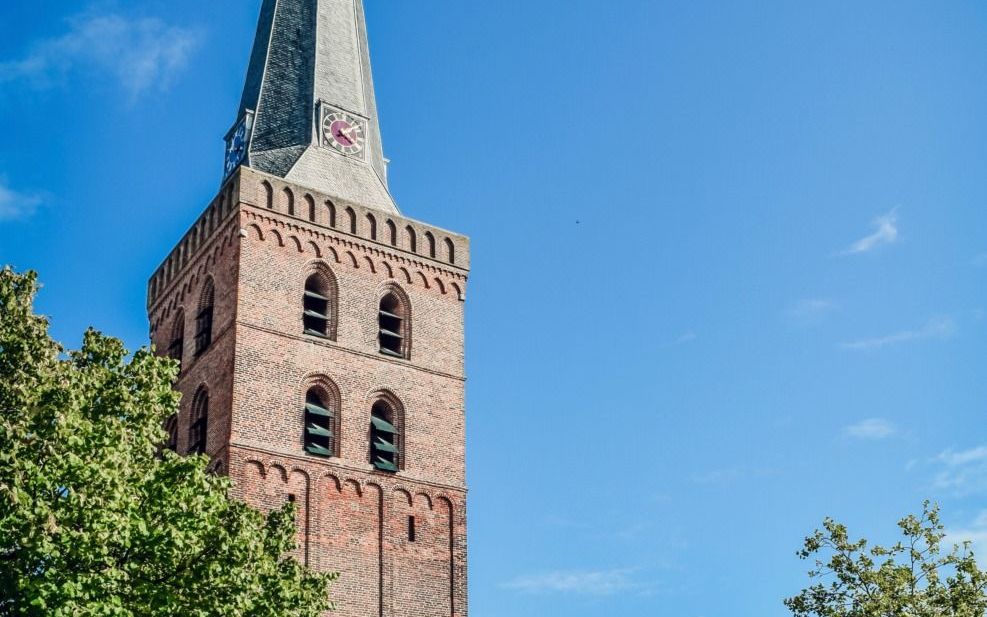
[146,2,470,616]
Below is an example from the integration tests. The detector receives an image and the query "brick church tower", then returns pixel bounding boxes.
[145,2,469,615]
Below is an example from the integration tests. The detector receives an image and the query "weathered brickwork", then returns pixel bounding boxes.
[148,166,470,616]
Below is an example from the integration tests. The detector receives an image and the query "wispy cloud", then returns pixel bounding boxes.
[947,511,987,557]
[839,316,956,351]
[503,568,654,596]
[0,178,42,222]
[0,13,201,100]
[931,446,987,496]
[667,331,697,346]
[840,208,900,256]
[789,299,839,325]
[843,418,897,440]
[691,466,777,485]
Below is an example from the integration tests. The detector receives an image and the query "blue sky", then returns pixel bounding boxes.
[2,1,987,615]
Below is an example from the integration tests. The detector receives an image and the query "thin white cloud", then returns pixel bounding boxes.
[691,466,777,485]
[789,299,838,325]
[503,568,652,596]
[0,178,42,221]
[843,418,897,440]
[939,446,987,467]
[840,208,900,256]
[947,511,987,558]
[839,316,956,351]
[930,446,987,496]
[0,13,200,100]
[670,331,697,346]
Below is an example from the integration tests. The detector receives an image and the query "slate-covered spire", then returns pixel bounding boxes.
[225,0,397,213]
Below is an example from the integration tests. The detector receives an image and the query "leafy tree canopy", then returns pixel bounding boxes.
[0,267,335,616]
[787,502,987,617]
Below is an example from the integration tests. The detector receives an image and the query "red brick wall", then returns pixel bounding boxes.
[148,167,470,616]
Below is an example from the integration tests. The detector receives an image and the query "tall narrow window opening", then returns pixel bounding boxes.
[408,516,417,542]
[304,388,335,458]
[188,388,209,455]
[378,293,407,358]
[387,220,398,246]
[370,399,400,472]
[306,194,316,222]
[303,275,331,338]
[425,231,437,258]
[195,279,215,356]
[367,214,378,240]
[165,414,179,452]
[168,311,185,363]
[444,238,456,264]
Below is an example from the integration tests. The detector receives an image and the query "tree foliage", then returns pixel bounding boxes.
[0,267,335,616]
[787,502,987,617]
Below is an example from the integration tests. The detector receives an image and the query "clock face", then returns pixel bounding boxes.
[225,119,249,177]
[322,111,366,157]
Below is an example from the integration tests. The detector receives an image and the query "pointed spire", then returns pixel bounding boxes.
[225,0,397,213]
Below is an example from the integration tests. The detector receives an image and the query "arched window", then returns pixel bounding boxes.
[345,207,357,234]
[262,181,274,209]
[444,238,456,264]
[195,279,215,356]
[305,194,316,222]
[168,310,185,363]
[303,270,337,340]
[370,397,402,472]
[387,220,398,246]
[366,214,378,240]
[164,414,178,452]
[283,188,295,216]
[188,388,209,455]
[304,387,337,458]
[405,226,418,253]
[326,200,337,227]
[425,231,437,258]
[378,288,410,359]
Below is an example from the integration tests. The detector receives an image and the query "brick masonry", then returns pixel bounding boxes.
[148,166,470,616]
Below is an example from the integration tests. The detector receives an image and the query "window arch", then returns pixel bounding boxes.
[305,194,316,222]
[188,387,209,455]
[283,188,295,216]
[164,414,178,452]
[387,220,398,246]
[262,181,273,209]
[444,238,456,264]
[303,267,338,340]
[370,393,404,473]
[345,207,357,234]
[304,384,339,458]
[168,310,185,363]
[378,285,411,359]
[405,226,418,253]
[326,200,337,228]
[195,278,215,356]
[425,231,437,258]
[366,213,378,240]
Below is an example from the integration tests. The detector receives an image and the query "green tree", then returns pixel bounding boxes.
[787,502,987,617]
[0,268,336,616]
